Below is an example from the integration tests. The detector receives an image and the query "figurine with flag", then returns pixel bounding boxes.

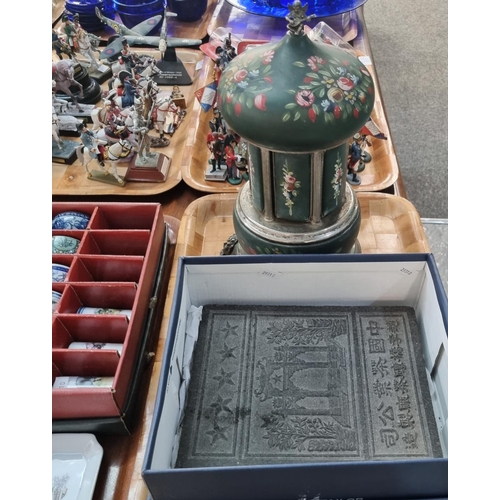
[194,81,218,113]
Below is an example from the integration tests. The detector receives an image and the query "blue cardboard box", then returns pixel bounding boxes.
[143,254,448,500]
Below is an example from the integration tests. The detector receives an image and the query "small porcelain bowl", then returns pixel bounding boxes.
[52,291,62,312]
[77,307,132,319]
[52,263,70,283]
[52,235,81,254]
[52,211,90,230]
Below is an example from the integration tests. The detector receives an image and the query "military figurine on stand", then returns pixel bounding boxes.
[224,135,242,185]
[349,132,372,173]
[78,122,106,167]
[61,14,79,56]
[347,133,363,185]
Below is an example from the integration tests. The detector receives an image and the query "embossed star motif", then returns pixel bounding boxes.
[212,368,236,389]
[217,342,237,361]
[209,394,233,415]
[206,425,229,445]
[220,321,239,339]
[271,373,283,386]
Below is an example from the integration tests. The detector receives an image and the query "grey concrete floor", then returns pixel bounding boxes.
[421,219,448,296]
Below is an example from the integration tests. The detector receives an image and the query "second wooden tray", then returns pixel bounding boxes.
[181,51,399,194]
[173,192,430,270]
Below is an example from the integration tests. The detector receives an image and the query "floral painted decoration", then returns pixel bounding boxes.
[280,162,301,215]
[219,48,373,126]
[284,55,373,124]
[331,153,343,200]
[218,49,275,118]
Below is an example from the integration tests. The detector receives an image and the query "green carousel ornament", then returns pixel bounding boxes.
[218,0,376,255]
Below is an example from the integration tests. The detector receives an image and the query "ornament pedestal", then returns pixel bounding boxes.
[231,183,361,255]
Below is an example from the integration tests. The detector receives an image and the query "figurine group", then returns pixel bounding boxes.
[52,14,188,183]
[53,14,102,72]
[206,107,248,184]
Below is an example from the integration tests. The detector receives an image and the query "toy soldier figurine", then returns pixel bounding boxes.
[207,131,224,172]
[72,13,82,32]
[358,133,372,167]
[224,136,240,182]
[346,133,363,185]
[61,14,79,55]
[77,122,106,166]
[131,98,154,161]
[52,30,72,60]
[209,107,227,134]
[223,34,237,62]
[120,39,139,78]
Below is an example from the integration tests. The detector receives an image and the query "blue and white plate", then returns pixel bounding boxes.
[52,235,81,254]
[52,290,63,312]
[52,211,90,230]
[52,264,71,283]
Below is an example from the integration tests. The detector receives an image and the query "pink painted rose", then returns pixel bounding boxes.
[262,50,275,64]
[233,69,248,83]
[337,77,354,91]
[254,94,267,111]
[307,56,326,71]
[295,90,315,107]
[264,76,273,83]
[284,174,296,191]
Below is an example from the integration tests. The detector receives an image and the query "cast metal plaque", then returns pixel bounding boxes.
[176,306,442,468]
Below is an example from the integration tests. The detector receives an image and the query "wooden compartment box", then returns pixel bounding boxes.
[52,202,167,434]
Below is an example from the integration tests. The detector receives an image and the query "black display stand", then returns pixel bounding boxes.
[153,47,192,86]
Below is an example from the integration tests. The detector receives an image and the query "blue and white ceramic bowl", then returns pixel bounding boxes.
[52,263,71,283]
[52,291,63,312]
[52,235,81,254]
[77,307,132,319]
[52,211,90,230]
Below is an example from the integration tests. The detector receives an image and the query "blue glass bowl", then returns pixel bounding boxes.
[167,0,207,22]
[115,7,164,30]
[65,0,115,31]
[67,0,105,5]
[225,0,367,19]
[113,0,163,15]
[114,0,163,6]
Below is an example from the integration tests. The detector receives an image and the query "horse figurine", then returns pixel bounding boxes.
[76,139,134,184]
[150,96,184,147]
[52,59,84,110]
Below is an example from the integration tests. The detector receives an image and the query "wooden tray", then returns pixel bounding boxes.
[181,40,399,194]
[52,49,204,196]
[173,192,430,268]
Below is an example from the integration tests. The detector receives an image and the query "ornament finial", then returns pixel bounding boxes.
[286,1,316,35]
